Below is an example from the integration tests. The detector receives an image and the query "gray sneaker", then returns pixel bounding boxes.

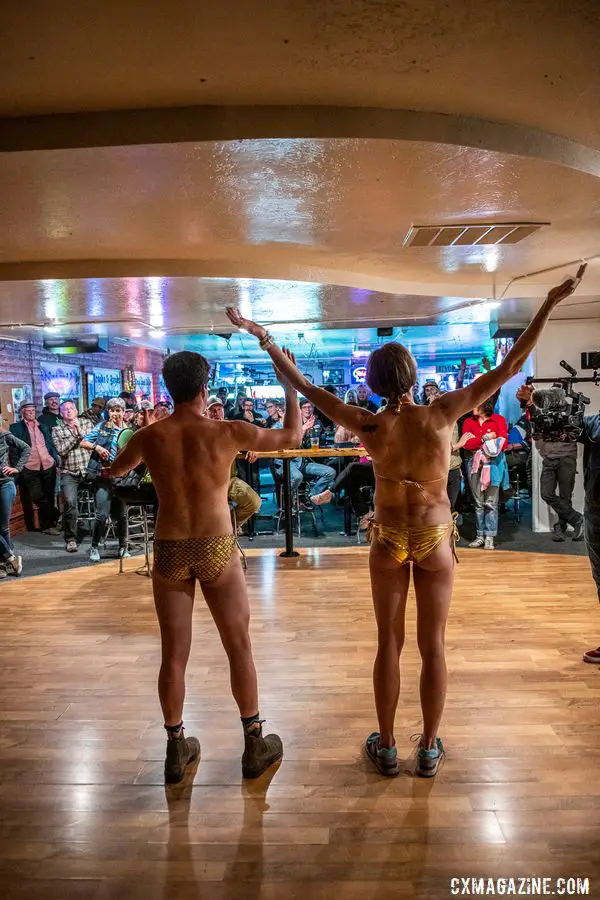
[0,564,7,579]
[164,735,201,784]
[66,540,78,553]
[365,732,400,776]
[416,737,446,777]
[242,722,283,779]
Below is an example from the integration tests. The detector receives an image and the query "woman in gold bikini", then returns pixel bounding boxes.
[227,265,585,777]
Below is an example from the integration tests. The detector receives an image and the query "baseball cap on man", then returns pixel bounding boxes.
[44,391,60,401]
[19,400,36,414]
[91,397,106,408]
[207,395,224,408]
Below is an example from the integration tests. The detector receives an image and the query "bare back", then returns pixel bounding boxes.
[112,393,302,540]
[358,402,454,527]
[136,412,244,539]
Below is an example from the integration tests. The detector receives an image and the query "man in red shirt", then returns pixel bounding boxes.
[10,401,60,534]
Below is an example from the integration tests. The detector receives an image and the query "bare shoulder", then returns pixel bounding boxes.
[353,408,383,434]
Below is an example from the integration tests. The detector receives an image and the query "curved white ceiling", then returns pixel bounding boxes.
[3,0,600,149]
[1,1,599,346]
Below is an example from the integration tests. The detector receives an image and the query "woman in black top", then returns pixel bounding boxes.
[0,426,31,577]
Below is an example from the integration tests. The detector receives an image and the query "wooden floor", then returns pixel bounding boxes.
[0,547,599,900]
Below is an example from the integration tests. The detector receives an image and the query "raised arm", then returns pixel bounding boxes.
[437,266,586,423]
[229,351,303,451]
[226,308,373,434]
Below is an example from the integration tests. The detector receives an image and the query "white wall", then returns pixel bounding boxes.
[532,321,600,532]
[498,359,534,427]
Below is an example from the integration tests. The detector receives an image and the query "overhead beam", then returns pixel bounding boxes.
[2,105,600,179]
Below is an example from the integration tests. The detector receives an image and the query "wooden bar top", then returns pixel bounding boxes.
[247,447,365,460]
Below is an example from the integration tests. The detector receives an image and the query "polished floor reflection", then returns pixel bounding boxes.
[0,547,599,899]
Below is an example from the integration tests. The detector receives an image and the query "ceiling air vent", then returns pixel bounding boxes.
[403,222,548,248]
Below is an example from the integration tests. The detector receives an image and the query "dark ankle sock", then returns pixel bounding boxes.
[165,721,184,740]
[241,713,261,733]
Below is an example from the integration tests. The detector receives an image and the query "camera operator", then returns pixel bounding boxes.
[516,383,584,542]
[580,412,600,663]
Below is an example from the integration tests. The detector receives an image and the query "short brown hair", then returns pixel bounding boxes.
[366,343,417,402]
[163,351,210,404]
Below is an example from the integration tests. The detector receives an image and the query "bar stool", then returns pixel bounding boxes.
[76,483,96,538]
[119,503,155,576]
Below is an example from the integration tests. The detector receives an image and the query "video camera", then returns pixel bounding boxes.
[525,360,597,442]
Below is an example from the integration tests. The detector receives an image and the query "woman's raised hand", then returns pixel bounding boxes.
[226,308,267,341]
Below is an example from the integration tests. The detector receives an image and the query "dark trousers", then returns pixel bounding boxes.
[447,467,461,513]
[540,456,581,528]
[334,461,375,516]
[585,504,600,602]
[91,480,127,548]
[19,466,59,531]
[61,472,83,543]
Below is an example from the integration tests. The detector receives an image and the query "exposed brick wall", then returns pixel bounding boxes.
[0,338,165,412]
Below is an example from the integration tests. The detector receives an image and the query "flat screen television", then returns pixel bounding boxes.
[322,368,345,385]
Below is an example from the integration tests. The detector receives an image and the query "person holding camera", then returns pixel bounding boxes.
[580,412,600,663]
[516,384,584,542]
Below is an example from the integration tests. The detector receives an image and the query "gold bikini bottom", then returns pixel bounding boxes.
[154,535,237,583]
[367,516,459,566]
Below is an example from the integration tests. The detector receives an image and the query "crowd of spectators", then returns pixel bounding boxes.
[0,369,587,578]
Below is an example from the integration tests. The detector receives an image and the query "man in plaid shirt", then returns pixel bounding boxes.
[52,400,93,553]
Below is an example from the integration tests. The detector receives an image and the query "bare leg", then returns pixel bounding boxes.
[412,540,455,748]
[152,569,196,726]
[201,553,259,718]
[369,542,411,748]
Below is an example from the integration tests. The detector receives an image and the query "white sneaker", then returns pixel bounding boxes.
[468,536,485,548]
[310,490,333,506]
[6,555,23,576]
[89,547,101,562]
[119,548,131,559]
[484,536,495,550]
